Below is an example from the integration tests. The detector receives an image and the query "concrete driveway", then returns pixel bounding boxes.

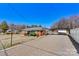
[0,35,78,56]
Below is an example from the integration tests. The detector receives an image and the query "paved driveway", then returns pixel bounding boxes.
[0,35,78,56]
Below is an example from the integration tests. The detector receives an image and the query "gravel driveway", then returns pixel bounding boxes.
[0,35,78,56]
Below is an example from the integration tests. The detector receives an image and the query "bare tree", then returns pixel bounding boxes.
[51,15,79,29]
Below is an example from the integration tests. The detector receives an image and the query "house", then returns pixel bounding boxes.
[21,27,46,36]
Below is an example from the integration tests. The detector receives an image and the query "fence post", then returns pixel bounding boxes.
[11,30,13,46]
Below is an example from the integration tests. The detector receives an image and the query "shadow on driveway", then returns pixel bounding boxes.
[68,35,79,54]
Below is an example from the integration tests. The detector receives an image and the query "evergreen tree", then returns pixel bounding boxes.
[1,21,8,33]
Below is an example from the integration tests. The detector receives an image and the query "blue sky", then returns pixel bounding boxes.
[0,3,79,28]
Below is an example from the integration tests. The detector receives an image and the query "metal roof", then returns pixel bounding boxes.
[23,27,44,31]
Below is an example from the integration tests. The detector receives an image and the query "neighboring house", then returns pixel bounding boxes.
[6,29,19,34]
